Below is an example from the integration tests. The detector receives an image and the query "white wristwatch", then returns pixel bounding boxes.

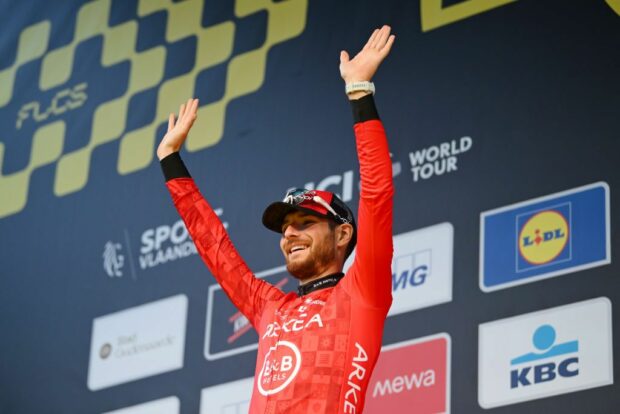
[345,81,375,95]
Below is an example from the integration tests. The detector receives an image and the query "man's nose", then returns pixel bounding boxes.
[283,224,300,238]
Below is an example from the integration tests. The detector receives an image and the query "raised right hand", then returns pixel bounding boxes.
[157,98,199,160]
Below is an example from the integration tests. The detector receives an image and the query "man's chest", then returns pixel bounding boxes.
[253,289,353,397]
[259,289,352,342]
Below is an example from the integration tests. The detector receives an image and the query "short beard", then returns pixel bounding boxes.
[286,233,337,281]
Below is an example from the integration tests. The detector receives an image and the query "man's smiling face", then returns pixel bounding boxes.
[279,211,338,281]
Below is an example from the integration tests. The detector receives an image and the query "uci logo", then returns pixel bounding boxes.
[518,210,569,265]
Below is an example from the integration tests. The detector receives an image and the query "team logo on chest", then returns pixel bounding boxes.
[257,341,302,396]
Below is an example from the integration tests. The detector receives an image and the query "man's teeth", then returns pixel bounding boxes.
[291,246,306,253]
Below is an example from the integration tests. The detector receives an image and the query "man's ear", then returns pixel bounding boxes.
[336,223,353,248]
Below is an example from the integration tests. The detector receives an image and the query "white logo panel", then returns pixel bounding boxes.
[345,222,453,316]
[102,396,180,414]
[389,223,453,316]
[478,297,613,409]
[200,377,254,414]
[88,295,188,391]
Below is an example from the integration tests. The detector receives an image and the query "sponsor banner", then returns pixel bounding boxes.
[480,182,610,292]
[365,333,451,413]
[102,396,180,414]
[200,377,254,414]
[385,223,453,316]
[204,266,294,361]
[205,224,453,360]
[344,223,453,316]
[478,297,613,409]
[101,212,227,280]
[87,295,188,391]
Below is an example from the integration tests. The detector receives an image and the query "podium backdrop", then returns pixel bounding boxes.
[0,0,618,413]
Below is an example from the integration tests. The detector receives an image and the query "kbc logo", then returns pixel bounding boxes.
[510,324,578,389]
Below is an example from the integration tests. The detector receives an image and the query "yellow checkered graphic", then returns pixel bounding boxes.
[420,0,517,32]
[0,0,308,219]
[606,0,620,15]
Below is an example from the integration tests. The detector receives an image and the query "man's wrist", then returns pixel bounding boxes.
[160,151,191,181]
[157,145,177,161]
[344,80,375,100]
[347,90,371,100]
[349,94,380,123]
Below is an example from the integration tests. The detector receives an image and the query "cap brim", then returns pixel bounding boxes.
[262,202,329,233]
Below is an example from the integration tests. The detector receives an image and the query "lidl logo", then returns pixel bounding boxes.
[478,297,613,409]
[480,182,610,292]
[518,209,569,267]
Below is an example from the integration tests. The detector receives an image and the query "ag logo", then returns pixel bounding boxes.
[257,341,301,396]
[518,210,569,265]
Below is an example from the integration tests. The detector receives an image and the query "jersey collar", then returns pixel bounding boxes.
[297,272,344,296]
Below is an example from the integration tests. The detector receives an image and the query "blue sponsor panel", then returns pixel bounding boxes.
[480,182,610,291]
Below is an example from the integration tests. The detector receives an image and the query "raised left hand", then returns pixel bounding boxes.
[156,98,198,160]
[339,25,395,84]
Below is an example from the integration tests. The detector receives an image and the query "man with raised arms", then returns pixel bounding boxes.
[157,25,395,413]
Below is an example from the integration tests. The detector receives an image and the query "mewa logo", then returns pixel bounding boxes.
[0,0,309,219]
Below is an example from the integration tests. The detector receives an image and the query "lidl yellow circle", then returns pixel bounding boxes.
[519,210,569,265]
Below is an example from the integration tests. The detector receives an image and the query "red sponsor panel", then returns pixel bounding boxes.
[365,334,450,414]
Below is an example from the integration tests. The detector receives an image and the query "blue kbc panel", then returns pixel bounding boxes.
[480,182,610,292]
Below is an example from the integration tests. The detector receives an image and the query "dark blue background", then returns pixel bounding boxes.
[0,0,618,413]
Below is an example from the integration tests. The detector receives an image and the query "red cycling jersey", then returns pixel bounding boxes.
[162,95,393,413]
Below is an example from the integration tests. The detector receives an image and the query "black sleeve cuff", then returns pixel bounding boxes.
[160,152,191,181]
[350,94,380,123]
